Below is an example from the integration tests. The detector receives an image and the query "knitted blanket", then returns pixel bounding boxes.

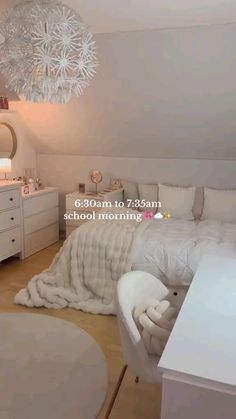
[15,209,148,314]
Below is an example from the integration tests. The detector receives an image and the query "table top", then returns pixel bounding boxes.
[22,186,58,199]
[159,255,236,391]
[0,180,22,190]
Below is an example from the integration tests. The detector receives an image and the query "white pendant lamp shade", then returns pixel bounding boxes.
[0,0,98,104]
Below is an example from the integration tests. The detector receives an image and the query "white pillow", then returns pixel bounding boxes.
[159,184,196,220]
[121,180,139,206]
[201,187,236,223]
[193,187,204,219]
[138,184,158,212]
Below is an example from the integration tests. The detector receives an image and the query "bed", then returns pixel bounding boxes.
[133,218,236,286]
[14,208,236,314]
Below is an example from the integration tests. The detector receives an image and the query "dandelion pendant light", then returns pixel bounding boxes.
[0,0,97,104]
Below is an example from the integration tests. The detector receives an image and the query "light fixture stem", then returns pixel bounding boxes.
[45,22,49,77]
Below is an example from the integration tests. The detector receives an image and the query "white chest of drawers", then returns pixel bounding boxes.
[0,181,23,262]
[22,187,59,258]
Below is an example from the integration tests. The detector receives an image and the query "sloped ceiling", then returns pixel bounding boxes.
[1,2,236,159]
[66,0,236,33]
[2,0,236,33]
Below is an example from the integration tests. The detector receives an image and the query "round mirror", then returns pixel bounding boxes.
[0,123,17,159]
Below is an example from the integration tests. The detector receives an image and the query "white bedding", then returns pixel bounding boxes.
[133,219,236,286]
[15,212,236,314]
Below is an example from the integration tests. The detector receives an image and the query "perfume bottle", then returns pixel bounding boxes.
[28,178,35,193]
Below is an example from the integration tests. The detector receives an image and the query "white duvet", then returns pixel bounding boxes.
[133,219,236,286]
[15,214,236,314]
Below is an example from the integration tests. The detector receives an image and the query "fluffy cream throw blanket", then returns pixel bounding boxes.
[15,209,148,314]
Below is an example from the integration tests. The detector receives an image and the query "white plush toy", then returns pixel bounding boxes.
[133,298,177,357]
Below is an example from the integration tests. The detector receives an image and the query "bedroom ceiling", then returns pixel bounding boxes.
[1,1,236,160]
[66,0,236,33]
[1,0,236,33]
[10,23,236,160]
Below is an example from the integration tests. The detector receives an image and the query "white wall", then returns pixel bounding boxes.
[0,110,37,179]
[38,153,236,229]
[2,20,236,229]
[12,23,236,160]
[38,154,236,191]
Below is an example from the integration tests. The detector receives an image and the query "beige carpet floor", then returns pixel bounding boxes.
[0,241,162,419]
[0,312,108,419]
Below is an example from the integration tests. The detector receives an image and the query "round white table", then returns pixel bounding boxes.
[0,313,108,419]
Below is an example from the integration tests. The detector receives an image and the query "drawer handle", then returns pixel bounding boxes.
[9,198,13,201]
[11,217,14,221]
[11,239,15,243]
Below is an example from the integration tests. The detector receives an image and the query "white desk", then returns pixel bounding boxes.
[159,255,236,419]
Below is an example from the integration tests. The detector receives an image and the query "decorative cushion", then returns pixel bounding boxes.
[133,298,176,356]
[138,183,158,212]
[193,187,204,219]
[201,187,236,223]
[121,180,139,206]
[159,184,196,220]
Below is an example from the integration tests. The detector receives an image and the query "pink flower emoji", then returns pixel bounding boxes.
[144,211,154,220]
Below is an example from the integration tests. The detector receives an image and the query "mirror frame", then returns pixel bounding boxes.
[0,122,17,159]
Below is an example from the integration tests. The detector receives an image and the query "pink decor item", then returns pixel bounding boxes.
[0,97,9,110]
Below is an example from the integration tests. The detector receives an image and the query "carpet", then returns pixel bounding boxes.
[0,313,108,419]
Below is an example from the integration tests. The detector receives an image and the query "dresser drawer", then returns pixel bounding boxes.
[0,189,20,211]
[24,207,59,235]
[23,191,58,217]
[0,208,21,232]
[0,227,21,261]
[24,223,59,257]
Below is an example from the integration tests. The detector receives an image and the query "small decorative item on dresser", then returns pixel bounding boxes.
[0,97,9,110]
[23,168,35,184]
[23,184,29,195]
[35,178,44,190]
[90,170,103,194]
[79,183,86,193]
[111,179,122,190]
